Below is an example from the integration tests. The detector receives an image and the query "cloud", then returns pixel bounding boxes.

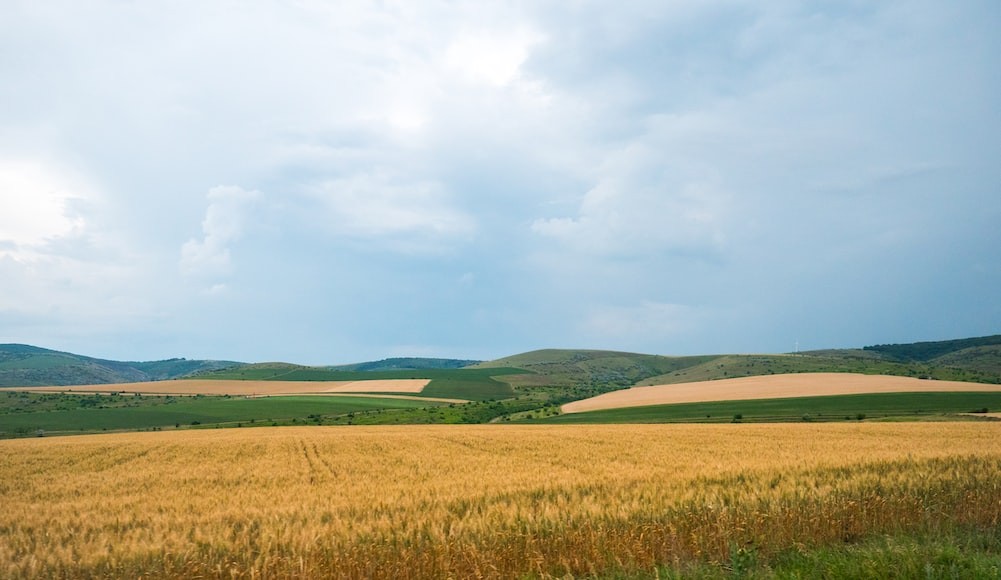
[0,1,998,361]
[180,185,260,277]
[531,134,729,260]
[445,27,543,86]
[0,159,94,258]
[307,172,475,254]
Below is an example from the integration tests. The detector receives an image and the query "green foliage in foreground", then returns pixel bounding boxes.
[531,392,1001,424]
[606,527,1001,579]
[0,392,446,437]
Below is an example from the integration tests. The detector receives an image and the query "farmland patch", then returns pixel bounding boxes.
[1,423,999,578]
[9,378,430,396]
[562,372,1001,413]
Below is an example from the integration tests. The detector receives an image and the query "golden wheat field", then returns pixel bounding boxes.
[561,372,1001,413]
[13,378,431,396]
[1,423,1000,578]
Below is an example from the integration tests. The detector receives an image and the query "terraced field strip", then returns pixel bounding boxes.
[562,372,1001,413]
[324,379,429,393]
[251,393,469,404]
[9,378,431,396]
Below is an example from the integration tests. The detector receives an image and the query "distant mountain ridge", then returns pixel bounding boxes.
[0,344,240,387]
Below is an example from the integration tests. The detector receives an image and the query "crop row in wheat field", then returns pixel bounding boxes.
[2,423,1000,578]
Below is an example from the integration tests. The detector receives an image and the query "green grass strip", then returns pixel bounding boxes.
[534,391,1001,424]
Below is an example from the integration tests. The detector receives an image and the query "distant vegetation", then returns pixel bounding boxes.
[863,334,1001,362]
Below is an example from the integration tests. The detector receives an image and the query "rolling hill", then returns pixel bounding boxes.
[475,337,1001,397]
[0,344,240,387]
[4,334,999,394]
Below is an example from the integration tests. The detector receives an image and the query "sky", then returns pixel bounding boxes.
[1,1,999,365]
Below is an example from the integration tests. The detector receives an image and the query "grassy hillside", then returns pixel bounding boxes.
[0,344,239,387]
[931,345,1001,377]
[475,349,718,391]
[863,334,1001,362]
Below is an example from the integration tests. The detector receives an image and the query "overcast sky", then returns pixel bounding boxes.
[1,1,999,364]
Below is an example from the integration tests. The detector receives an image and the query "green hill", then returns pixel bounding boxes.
[474,349,719,399]
[0,345,240,387]
[475,337,1001,396]
[863,335,1001,362]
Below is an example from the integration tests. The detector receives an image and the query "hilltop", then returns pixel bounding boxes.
[0,344,240,387]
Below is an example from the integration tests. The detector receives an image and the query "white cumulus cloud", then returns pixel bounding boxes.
[308,172,475,254]
[531,140,729,259]
[445,27,543,86]
[0,159,94,258]
[181,185,261,277]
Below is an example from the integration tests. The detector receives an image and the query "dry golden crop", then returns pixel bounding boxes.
[1,423,999,578]
[13,378,430,396]
[562,372,1001,413]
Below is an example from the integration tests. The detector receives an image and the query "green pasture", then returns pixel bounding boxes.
[200,367,526,401]
[0,392,446,436]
